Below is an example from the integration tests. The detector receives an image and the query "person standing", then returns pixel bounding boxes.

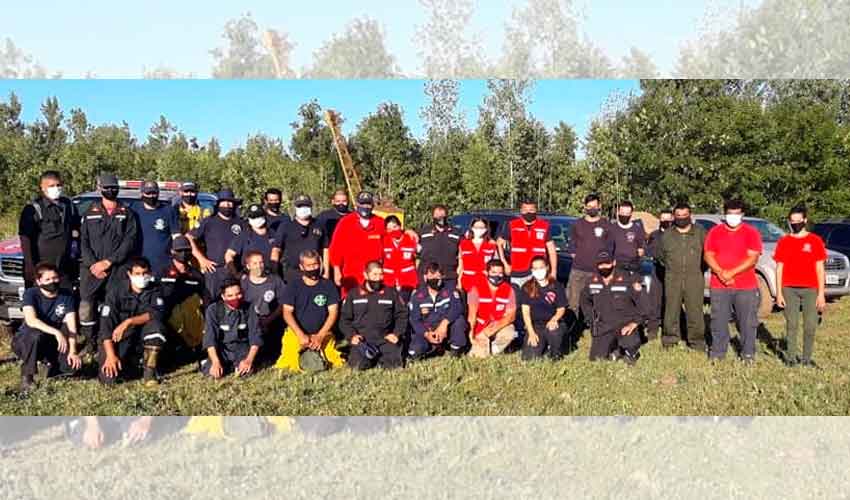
[262,188,290,234]
[416,204,461,290]
[519,257,571,361]
[316,189,350,242]
[175,181,211,234]
[277,195,329,284]
[609,201,646,273]
[774,206,826,368]
[657,202,707,351]
[18,170,79,289]
[381,215,419,303]
[130,180,181,273]
[458,217,498,293]
[187,188,243,298]
[643,208,673,341]
[704,199,763,363]
[566,194,613,313]
[225,203,281,276]
[497,199,557,288]
[328,191,385,296]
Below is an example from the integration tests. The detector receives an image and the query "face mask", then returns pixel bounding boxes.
[427,278,443,290]
[532,269,548,282]
[388,229,402,240]
[130,275,151,290]
[302,268,321,280]
[266,203,281,214]
[45,186,62,200]
[218,206,234,218]
[725,214,743,228]
[789,222,806,234]
[522,213,537,223]
[223,298,241,309]
[585,208,600,218]
[101,188,119,201]
[39,282,60,293]
[357,206,373,219]
[617,215,631,225]
[488,275,505,286]
[182,194,197,205]
[367,279,383,291]
[597,267,614,278]
[142,195,159,207]
[173,250,191,264]
[472,228,487,239]
[660,221,673,230]
[434,217,447,228]
[334,204,349,214]
[249,217,266,229]
[295,206,312,219]
[674,217,691,228]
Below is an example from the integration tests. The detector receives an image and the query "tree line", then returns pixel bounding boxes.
[1,79,849,230]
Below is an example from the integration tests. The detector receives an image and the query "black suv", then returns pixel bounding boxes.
[450,210,577,285]
[812,219,850,261]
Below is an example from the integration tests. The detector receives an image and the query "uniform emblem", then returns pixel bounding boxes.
[626,232,635,243]
[231,224,242,235]
[101,305,111,317]
[154,218,166,231]
[803,243,812,253]
[535,230,546,240]
[544,291,557,304]
[263,290,275,303]
[313,294,328,307]
[54,303,67,318]
[312,228,323,238]
[156,297,164,306]
[594,227,604,238]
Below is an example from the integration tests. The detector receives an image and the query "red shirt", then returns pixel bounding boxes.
[704,223,763,290]
[774,233,827,289]
[328,213,385,292]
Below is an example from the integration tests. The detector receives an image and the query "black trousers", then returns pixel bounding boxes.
[78,265,125,345]
[521,323,567,361]
[97,320,166,384]
[589,329,642,360]
[12,326,78,378]
[348,340,403,370]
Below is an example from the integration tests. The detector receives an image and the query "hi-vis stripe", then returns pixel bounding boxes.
[378,299,393,305]
[435,298,450,307]
[144,333,167,343]
[352,299,368,304]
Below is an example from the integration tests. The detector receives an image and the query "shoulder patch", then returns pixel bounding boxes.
[101,305,111,317]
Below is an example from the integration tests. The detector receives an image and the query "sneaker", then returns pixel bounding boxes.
[20,375,35,392]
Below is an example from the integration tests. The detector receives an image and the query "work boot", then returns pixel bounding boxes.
[622,349,640,366]
[20,374,35,392]
[142,346,161,387]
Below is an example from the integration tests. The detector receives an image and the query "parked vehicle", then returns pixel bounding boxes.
[812,219,850,262]
[0,181,218,323]
[694,215,850,318]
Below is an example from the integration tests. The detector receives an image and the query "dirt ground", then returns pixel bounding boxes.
[1,417,848,499]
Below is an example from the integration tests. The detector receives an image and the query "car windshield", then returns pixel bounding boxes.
[748,220,785,243]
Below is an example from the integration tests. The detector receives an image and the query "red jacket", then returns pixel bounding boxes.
[459,238,498,292]
[507,218,550,273]
[329,213,385,293]
[382,233,419,289]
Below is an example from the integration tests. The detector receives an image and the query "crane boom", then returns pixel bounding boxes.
[324,109,363,203]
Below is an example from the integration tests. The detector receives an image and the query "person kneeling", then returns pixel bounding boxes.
[467,259,518,358]
[520,256,572,361]
[201,279,262,379]
[407,263,468,360]
[98,257,166,386]
[339,261,409,370]
[275,250,344,373]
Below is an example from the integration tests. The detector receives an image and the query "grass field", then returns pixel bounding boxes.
[2,296,850,416]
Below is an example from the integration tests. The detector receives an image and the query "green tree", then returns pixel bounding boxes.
[305,18,400,78]
[210,13,278,78]
[414,0,489,78]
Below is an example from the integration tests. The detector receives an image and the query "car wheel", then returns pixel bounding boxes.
[757,274,773,319]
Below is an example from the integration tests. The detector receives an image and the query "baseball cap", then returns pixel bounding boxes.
[181,181,198,192]
[595,251,614,265]
[141,180,159,194]
[172,235,192,252]
[215,188,238,203]
[356,191,374,205]
[294,194,313,208]
[246,203,265,219]
[97,173,119,188]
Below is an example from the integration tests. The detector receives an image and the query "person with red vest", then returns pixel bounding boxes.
[497,199,558,288]
[328,191,385,297]
[466,259,518,358]
[458,216,499,293]
[381,215,419,303]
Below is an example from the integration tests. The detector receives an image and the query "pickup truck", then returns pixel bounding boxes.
[0,181,218,323]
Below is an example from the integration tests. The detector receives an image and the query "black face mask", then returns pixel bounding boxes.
[39,282,60,293]
[367,279,383,291]
[101,188,119,201]
[427,278,443,290]
[433,217,447,228]
[522,213,537,223]
[789,222,806,234]
[173,250,192,264]
[488,275,505,286]
[335,204,349,214]
[182,194,197,205]
[660,221,673,230]
[357,206,373,218]
[142,195,159,207]
[617,215,631,225]
[303,268,321,280]
[585,208,600,218]
[597,267,615,278]
[674,217,691,229]
[218,206,234,218]
[266,203,281,214]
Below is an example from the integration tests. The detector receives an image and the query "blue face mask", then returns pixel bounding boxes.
[357,206,373,218]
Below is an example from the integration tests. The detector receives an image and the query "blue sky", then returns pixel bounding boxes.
[4,0,757,77]
[0,80,641,153]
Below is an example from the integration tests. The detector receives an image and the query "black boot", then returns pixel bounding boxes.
[20,374,35,392]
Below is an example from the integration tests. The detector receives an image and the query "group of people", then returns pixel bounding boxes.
[12,170,828,391]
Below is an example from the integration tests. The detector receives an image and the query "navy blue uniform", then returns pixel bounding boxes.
[417,224,462,286]
[227,227,280,269]
[190,214,244,296]
[17,195,80,288]
[155,262,209,313]
[276,218,328,284]
[339,286,408,370]
[201,301,263,376]
[579,270,643,362]
[130,201,180,273]
[13,287,78,378]
[407,285,468,358]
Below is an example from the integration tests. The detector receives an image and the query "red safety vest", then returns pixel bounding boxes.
[508,218,550,273]
[472,282,513,336]
[382,233,419,289]
[459,238,498,292]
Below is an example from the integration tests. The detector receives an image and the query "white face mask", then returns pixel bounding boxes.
[295,206,312,220]
[472,228,487,239]
[130,274,151,290]
[532,268,548,282]
[46,186,63,200]
[725,214,743,228]
[249,217,266,229]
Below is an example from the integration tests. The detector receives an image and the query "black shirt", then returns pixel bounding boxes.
[566,218,614,272]
[98,283,165,342]
[282,277,340,334]
[190,215,244,265]
[417,224,461,280]
[266,213,291,235]
[241,274,287,318]
[520,281,567,325]
[610,222,646,269]
[156,262,209,313]
[19,287,74,334]
[316,208,348,241]
[227,227,280,267]
[18,197,78,267]
[276,218,328,271]
[339,286,408,343]
[80,200,139,268]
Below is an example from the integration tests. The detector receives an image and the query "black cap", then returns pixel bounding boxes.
[181,181,198,191]
[98,173,119,188]
[294,194,313,207]
[216,188,238,203]
[172,235,191,251]
[595,251,614,265]
[356,191,374,205]
[246,203,265,219]
[141,180,159,195]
